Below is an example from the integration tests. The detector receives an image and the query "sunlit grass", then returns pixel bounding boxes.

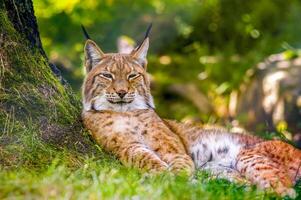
[1,122,299,200]
[0,159,282,200]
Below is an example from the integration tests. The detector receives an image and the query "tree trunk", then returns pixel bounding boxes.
[0,0,92,152]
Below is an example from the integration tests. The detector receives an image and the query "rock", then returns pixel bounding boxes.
[232,51,301,147]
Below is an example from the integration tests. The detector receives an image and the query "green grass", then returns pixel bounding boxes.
[0,163,271,200]
[1,121,300,200]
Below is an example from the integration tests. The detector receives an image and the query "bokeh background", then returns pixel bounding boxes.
[33,0,301,141]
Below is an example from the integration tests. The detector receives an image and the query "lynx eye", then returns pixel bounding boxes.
[128,73,139,80]
[100,73,113,79]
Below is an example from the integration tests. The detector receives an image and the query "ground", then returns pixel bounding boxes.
[1,122,300,200]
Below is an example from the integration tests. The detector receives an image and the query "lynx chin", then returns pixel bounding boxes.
[81,26,301,198]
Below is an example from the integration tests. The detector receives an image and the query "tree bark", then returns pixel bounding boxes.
[2,0,46,57]
[0,0,92,152]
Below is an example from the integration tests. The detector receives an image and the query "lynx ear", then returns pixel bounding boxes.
[84,39,105,72]
[132,23,152,68]
[131,37,149,68]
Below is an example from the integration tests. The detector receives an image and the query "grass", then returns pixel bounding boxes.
[0,164,268,200]
[1,120,300,200]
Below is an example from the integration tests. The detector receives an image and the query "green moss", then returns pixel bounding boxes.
[0,10,96,167]
[0,10,80,124]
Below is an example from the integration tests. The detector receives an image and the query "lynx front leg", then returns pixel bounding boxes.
[93,134,168,173]
[236,148,296,198]
[84,111,168,173]
[143,122,195,175]
[119,143,169,173]
[147,131,195,175]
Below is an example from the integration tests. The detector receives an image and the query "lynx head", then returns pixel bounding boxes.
[82,35,154,112]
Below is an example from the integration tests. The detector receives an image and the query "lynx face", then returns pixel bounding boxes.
[82,38,154,112]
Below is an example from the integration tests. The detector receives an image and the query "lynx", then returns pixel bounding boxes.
[81,28,301,198]
[82,36,194,174]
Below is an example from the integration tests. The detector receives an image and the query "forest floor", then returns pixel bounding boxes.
[1,122,300,200]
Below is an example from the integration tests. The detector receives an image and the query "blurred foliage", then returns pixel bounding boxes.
[33,0,301,123]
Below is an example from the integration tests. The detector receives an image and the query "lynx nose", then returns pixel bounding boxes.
[117,90,127,98]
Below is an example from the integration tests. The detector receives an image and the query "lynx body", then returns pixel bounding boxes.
[81,32,301,198]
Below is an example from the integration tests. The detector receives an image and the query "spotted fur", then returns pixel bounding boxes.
[81,34,301,198]
[82,37,194,175]
[166,120,301,198]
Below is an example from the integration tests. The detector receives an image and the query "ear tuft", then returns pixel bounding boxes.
[84,40,104,72]
[131,38,149,67]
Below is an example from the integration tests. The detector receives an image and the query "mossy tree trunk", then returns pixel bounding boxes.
[0,0,92,152]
